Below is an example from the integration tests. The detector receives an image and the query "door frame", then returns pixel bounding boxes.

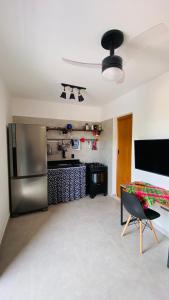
[116,113,133,197]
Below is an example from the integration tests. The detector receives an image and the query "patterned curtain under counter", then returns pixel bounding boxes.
[48,166,86,204]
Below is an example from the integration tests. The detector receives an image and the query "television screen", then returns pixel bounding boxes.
[134,139,169,177]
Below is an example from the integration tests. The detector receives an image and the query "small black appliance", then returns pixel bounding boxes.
[86,163,108,198]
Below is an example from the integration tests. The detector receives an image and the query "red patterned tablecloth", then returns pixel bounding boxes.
[125,181,169,207]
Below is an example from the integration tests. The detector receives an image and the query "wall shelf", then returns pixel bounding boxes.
[47,138,98,142]
[46,126,103,134]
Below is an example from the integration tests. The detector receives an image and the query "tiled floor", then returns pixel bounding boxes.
[0,196,168,300]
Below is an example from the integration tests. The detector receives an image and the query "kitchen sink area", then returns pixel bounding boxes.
[47,159,86,205]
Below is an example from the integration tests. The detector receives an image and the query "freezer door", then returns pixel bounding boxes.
[10,176,48,215]
[16,124,47,177]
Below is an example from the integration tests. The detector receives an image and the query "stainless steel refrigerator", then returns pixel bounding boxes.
[8,123,48,216]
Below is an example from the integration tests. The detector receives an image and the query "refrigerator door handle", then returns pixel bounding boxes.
[8,124,18,177]
[12,146,17,177]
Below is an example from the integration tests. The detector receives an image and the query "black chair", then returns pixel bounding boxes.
[121,190,160,254]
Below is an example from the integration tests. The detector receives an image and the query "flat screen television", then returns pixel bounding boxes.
[134,139,169,177]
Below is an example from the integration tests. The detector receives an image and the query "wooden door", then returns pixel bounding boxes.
[116,114,132,197]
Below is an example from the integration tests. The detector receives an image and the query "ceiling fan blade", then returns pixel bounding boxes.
[62,58,101,68]
[117,23,169,63]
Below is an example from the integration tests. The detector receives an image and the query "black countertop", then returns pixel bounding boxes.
[47,159,84,169]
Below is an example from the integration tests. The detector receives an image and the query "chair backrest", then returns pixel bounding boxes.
[122,190,147,220]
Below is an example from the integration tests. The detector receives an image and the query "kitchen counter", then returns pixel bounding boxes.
[47,159,82,169]
[48,165,86,204]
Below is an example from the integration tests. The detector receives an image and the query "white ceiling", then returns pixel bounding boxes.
[0,0,169,106]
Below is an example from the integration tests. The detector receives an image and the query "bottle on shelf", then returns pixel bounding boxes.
[85,123,89,131]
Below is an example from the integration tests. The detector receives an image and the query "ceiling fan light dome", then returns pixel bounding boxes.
[102,67,123,81]
[102,55,123,81]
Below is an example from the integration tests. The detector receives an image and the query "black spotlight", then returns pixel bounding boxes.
[69,87,75,99]
[60,86,66,99]
[78,90,84,102]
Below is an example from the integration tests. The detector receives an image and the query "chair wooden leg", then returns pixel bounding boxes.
[139,220,143,255]
[121,214,132,237]
[136,219,140,229]
[149,220,159,243]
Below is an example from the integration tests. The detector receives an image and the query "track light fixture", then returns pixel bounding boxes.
[60,84,67,99]
[78,89,84,102]
[69,87,75,99]
[60,83,86,102]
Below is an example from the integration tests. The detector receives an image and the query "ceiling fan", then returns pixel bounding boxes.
[62,23,169,84]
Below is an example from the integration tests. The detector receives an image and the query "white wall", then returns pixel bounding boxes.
[102,71,169,236]
[99,119,113,195]
[0,78,11,242]
[11,98,102,122]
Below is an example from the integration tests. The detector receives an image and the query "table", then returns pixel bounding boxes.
[120,182,169,225]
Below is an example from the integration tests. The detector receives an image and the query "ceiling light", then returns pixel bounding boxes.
[60,85,66,99]
[60,83,86,102]
[102,55,123,82]
[101,30,124,82]
[78,89,84,102]
[69,87,75,99]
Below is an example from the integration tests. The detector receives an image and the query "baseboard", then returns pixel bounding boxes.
[0,214,10,244]
[112,193,120,201]
[153,222,169,238]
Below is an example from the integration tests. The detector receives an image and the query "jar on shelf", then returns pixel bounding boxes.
[85,123,89,131]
